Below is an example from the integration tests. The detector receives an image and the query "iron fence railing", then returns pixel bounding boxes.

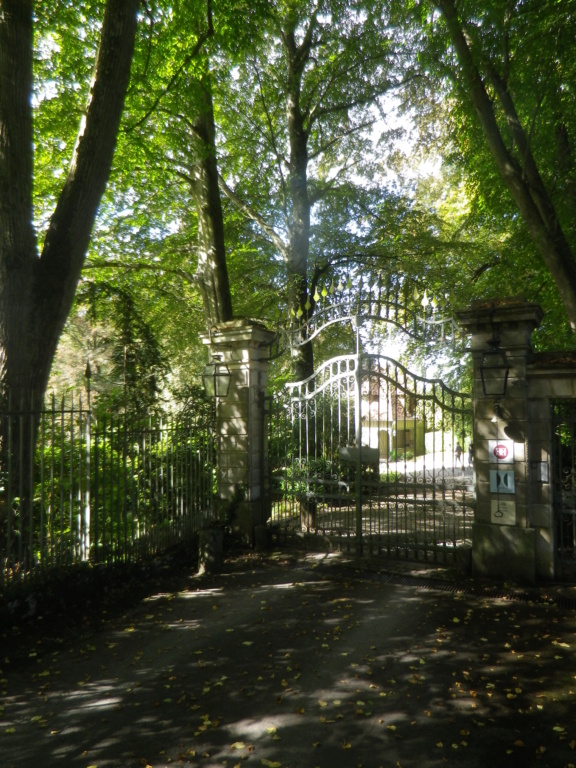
[0,395,215,590]
[552,400,576,571]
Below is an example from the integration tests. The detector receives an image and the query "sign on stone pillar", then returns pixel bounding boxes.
[201,319,276,544]
[488,438,515,523]
[457,299,544,584]
[489,439,514,463]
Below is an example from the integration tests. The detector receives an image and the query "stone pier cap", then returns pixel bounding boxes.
[456,297,543,350]
[202,317,275,350]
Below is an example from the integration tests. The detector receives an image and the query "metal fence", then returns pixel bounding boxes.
[0,395,215,590]
[268,354,474,563]
[552,400,576,574]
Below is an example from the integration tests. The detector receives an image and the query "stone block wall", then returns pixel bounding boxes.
[458,299,576,582]
[202,319,275,543]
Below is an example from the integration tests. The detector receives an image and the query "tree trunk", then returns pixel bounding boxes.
[437,0,576,334]
[190,82,234,327]
[0,0,37,402]
[0,0,139,558]
[284,21,315,383]
[0,0,139,408]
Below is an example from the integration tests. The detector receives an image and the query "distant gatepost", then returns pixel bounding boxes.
[458,298,576,584]
[202,318,276,545]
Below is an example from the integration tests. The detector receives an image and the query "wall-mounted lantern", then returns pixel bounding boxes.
[202,354,231,398]
[480,334,509,398]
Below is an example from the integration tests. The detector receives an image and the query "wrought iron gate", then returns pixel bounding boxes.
[268,352,473,563]
[551,401,576,572]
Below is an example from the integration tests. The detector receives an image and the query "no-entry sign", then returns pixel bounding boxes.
[488,439,514,464]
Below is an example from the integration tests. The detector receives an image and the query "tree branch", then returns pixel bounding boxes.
[217,175,288,257]
[253,60,289,215]
[437,0,576,332]
[84,259,197,285]
[308,119,377,162]
[471,257,501,283]
[41,0,139,279]
[124,0,214,134]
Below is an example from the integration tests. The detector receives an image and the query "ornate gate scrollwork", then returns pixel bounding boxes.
[268,351,473,563]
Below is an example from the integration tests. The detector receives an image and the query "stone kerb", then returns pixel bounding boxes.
[201,319,275,543]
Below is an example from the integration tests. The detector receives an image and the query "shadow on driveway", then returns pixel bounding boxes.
[1,551,576,768]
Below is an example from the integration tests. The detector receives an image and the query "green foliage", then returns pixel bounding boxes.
[82,283,169,414]
[216,0,403,287]
[273,456,342,498]
[398,0,576,345]
[32,1,104,231]
[388,448,414,462]
[35,0,576,406]
[0,393,215,580]
[50,281,172,414]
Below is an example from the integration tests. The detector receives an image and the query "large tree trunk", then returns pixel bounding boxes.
[0,0,139,407]
[283,19,315,383]
[0,0,37,401]
[191,82,234,326]
[0,0,139,560]
[437,0,576,334]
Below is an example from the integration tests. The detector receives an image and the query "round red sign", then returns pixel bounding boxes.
[493,444,509,460]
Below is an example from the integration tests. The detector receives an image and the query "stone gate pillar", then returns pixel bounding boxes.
[202,319,275,544]
[457,299,544,583]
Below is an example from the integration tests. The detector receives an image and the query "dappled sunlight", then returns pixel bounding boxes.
[176,587,224,599]
[223,713,303,739]
[1,561,576,767]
